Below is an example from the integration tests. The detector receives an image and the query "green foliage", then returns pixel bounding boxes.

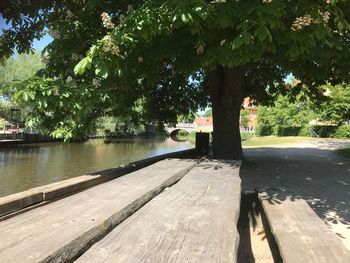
[240,109,250,128]
[274,126,302,136]
[177,112,196,123]
[309,125,338,138]
[256,95,317,136]
[317,84,350,125]
[205,108,212,117]
[333,125,350,139]
[94,116,144,137]
[1,0,350,140]
[0,52,44,98]
[299,126,311,137]
[255,124,273,136]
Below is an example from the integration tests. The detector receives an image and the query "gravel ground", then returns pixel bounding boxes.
[241,139,350,252]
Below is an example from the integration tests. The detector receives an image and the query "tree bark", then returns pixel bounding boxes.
[209,66,244,160]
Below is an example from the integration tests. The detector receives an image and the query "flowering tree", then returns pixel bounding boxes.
[1,0,349,159]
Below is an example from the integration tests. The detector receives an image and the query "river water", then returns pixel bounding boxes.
[0,138,192,197]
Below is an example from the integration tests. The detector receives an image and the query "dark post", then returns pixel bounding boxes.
[195,132,210,155]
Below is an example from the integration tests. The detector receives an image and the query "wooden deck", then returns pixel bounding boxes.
[76,160,241,262]
[0,159,242,263]
[0,159,196,262]
[259,191,350,263]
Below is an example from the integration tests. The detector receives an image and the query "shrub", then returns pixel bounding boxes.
[255,124,273,136]
[274,125,302,136]
[309,125,338,138]
[334,125,350,139]
[299,126,311,137]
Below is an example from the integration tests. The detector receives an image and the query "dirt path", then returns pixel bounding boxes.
[242,139,350,251]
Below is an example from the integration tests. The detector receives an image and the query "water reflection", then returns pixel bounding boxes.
[0,138,192,197]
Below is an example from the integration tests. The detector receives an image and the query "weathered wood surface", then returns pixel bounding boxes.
[77,160,241,263]
[259,191,350,263]
[0,148,197,217]
[0,159,196,263]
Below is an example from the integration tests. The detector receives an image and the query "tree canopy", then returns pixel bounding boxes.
[0,51,44,98]
[1,0,349,159]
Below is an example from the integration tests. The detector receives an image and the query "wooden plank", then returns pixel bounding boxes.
[259,191,350,263]
[0,190,43,216]
[76,160,241,263]
[0,148,197,217]
[0,159,196,263]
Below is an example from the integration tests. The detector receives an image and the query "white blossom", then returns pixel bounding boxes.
[93,78,101,88]
[48,29,61,39]
[127,5,134,13]
[102,35,120,55]
[101,12,115,29]
[196,45,204,55]
[65,76,73,83]
[71,53,80,61]
[291,15,313,31]
[119,14,126,22]
[66,10,74,18]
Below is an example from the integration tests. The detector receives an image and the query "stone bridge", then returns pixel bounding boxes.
[165,123,198,137]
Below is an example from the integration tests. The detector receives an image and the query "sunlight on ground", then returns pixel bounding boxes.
[242,136,311,147]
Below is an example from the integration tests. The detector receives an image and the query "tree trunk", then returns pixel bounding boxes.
[209,66,244,160]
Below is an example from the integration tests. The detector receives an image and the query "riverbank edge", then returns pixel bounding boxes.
[0,148,197,218]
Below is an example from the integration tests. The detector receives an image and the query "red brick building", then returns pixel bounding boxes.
[240,97,257,130]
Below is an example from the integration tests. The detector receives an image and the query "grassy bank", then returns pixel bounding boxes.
[176,131,313,147]
[242,136,310,147]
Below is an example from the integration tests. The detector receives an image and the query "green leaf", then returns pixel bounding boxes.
[337,20,344,31]
[22,91,29,101]
[74,57,92,75]
[95,61,109,79]
[181,13,193,24]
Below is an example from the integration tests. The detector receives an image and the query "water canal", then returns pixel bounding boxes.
[0,138,192,197]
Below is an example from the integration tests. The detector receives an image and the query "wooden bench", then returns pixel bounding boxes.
[259,190,350,263]
[0,159,196,263]
[76,160,242,263]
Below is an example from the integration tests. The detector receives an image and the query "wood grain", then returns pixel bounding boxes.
[259,192,350,263]
[0,159,196,263]
[77,160,241,263]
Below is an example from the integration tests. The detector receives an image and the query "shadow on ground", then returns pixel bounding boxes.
[241,146,350,248]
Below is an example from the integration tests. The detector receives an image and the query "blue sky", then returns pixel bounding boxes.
[0,15,53,51]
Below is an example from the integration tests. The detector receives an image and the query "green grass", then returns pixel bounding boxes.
[337,147,350,158]
[176,132,312,147]
[242,136,310,147]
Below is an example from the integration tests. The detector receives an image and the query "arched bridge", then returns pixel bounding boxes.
[165,123,198,137]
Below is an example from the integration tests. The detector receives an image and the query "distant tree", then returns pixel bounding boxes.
[0,52,44,99]
[317,84,350,125]
[1,1,350,159]
[257,95,317,128]
[177,112,196,124]
[205,108,212,118]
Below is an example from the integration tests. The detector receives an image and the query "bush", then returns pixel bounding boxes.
[310,125,338,138]
[274,126,302,136]
[334,125,350,139]
[255,124,273,136]
[299,126,311,137]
